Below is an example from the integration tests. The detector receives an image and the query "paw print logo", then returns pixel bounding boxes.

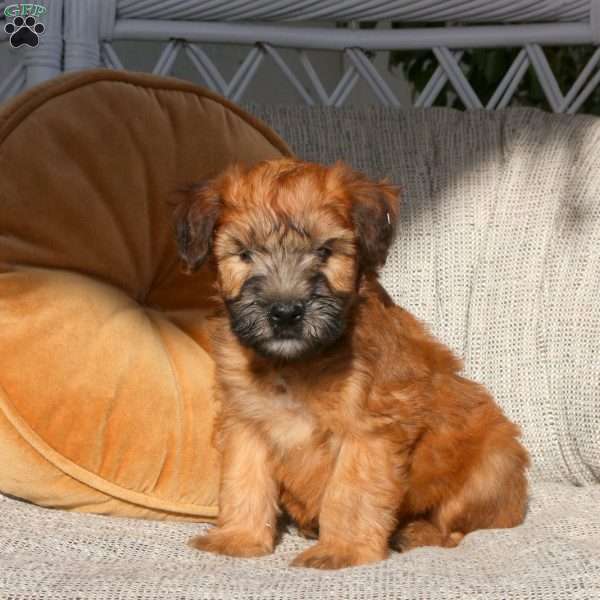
[4,15,45,48]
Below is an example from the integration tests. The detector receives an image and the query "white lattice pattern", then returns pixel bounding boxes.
[3,0,600,113]
[99,37,600,113]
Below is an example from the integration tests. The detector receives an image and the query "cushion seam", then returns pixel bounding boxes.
[0,382,218,519]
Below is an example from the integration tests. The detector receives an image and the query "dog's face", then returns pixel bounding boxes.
[175,159,398,360]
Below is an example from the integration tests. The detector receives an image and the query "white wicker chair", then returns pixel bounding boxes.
[3,1,600,110]
[58,0,600,111]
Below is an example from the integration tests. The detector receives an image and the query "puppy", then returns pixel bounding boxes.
[175,158,529,569]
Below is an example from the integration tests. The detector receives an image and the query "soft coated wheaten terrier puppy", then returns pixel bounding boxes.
[175,158,529,570]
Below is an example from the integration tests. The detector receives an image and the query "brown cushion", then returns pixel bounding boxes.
[0,70,291,521]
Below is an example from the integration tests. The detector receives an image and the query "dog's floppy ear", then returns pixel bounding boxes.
[334,163,400,271]
[173,180,221,273]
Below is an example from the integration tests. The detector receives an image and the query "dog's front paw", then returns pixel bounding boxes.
[291,542,384,570]
[189,528,273,558]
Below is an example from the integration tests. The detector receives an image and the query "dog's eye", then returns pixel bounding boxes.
[316,246,333,261]
[239,250,253,263]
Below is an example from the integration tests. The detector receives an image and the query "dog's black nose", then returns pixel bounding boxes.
[269,301,305,327]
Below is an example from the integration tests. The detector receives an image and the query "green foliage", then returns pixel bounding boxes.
[387,24,600,114]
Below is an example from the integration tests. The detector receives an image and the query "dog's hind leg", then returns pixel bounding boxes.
[390,519,463,552]
[433,442,529,538]
[392,431,528,553]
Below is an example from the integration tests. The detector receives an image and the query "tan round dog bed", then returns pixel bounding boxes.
[0,70,291,521]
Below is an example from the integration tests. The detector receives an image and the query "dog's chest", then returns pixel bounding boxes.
[239,374,317,452]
